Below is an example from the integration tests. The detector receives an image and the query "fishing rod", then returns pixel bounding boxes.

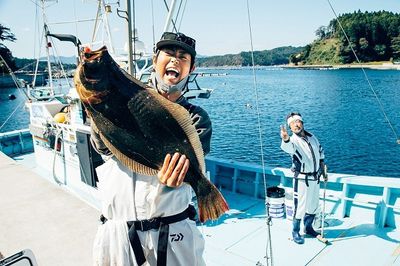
[245,0,273,265]
[321,165,328,238]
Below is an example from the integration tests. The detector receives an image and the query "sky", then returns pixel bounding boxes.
[1,0,400,59]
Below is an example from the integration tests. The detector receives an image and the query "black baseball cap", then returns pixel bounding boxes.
[156,32,196,58]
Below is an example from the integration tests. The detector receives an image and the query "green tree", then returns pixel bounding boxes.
[0,24,17,73]
[374,44,387,60]
[0,25,16,42]
[315,26,327,40]
[390,35,400,59]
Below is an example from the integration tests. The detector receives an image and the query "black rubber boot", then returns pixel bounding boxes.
[304,214,320,237]
[292,219,304,244]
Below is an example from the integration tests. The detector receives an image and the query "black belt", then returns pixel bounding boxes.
[294,171,319,187]
[100,205,196,266]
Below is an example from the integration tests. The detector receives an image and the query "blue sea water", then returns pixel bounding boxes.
[0,68,399,177]
[192,68,400,178]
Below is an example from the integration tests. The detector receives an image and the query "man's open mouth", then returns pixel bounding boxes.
[166,68,179,78]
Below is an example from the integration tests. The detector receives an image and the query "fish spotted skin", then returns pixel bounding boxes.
[74,46,228,222]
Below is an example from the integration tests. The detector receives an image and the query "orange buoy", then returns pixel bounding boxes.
[54,112,67,123]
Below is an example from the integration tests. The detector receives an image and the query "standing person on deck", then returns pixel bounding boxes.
[280,112,328,245]
[90,32,211,265]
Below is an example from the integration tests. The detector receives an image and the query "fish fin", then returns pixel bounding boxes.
[98,130,158,176]
[196,178,229,222]
[91,119,100,134]
[148,90,206,173]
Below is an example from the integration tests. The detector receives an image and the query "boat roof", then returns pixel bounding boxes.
[0,151,399,265]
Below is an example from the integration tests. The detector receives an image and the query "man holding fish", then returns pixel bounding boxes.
[76,32,228,265]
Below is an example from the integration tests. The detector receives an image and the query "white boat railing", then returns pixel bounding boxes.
[205,156,400,228]
[1,129,398,228]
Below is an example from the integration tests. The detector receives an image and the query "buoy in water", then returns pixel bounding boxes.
[8,94,16,100]
[54,112,67,123]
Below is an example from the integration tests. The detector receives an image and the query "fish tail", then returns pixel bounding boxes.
[196,178,229,223]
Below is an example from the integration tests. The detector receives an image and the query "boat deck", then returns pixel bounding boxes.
[201,191,400,266]
[0,152,99,266]
[1,151,399,266]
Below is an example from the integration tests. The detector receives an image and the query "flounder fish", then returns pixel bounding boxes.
[74,46,228,222]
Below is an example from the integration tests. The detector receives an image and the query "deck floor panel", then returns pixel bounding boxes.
[0,152,99,266]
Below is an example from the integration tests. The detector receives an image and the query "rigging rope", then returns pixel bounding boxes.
[245,0,273,265]
[91,0,102,44]
[0,100,26,132]
[151,0,156,48]
[0,54,29,100]
[177,0,188,31]
[174,0,184,31]
[73,0,79,45]
[48,36,73,89]
[0,51,33,131]
[326,0,400,144]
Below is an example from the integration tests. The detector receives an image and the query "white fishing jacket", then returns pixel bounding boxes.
[281,130,324,179]
[93,157,205,265]
[90,92,210,265]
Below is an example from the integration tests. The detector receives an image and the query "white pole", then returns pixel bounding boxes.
[163,0,178,33]
[126,0,134,76]
[321,165,328,238]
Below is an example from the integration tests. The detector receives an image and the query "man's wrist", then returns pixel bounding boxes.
[283,137,290,143]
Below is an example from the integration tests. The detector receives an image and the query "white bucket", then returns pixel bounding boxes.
[266,187,285,219]
[267,200,285,218]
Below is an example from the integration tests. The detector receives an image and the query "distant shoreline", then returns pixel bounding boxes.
[282,62,400,70]
[198,62,400,70]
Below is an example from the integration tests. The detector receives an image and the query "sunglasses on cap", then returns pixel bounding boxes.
[160,32,196,49]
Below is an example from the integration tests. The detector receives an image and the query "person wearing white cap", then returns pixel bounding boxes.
[280,112,327,244]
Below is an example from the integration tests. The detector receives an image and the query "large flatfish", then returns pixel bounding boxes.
[74,46,228,222]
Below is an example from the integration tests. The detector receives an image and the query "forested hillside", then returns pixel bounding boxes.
[196,46,303,67]
[291,11,400,65]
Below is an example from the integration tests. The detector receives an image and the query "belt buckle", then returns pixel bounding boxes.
[99,214,107,224]
[139,220,144,231]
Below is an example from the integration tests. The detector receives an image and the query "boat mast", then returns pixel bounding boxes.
[163,0,179,33]
[44,24,54,95]
[40,0,54,96]
[123,0,181,77]
[32,0,49,89]
[92,1,116,55]
[102,2,115,55]
[126,0,134,76]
